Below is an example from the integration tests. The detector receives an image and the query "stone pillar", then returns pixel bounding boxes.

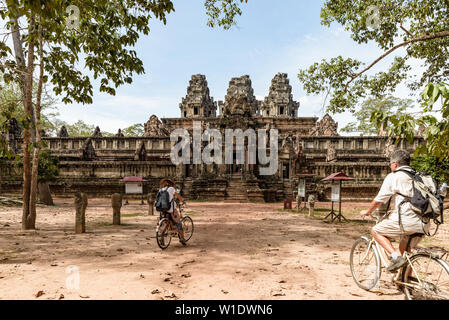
[75,192,88,234]
[112,193,122,225]
[147,194,155,216]
[308,195,315,218]
[38,182,54,206]
[296,194,302,213]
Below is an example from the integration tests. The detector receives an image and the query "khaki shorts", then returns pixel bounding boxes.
[373,216,425,239]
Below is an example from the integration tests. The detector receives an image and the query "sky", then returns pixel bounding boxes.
[54,0,419,134]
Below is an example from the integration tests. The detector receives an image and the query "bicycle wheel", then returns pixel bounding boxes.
[350,237,381,291]
[156,218,172,250]
[402,253,449,300]
[181,216,194,242]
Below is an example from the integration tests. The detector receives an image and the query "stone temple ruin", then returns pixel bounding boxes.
[0,73,421,202]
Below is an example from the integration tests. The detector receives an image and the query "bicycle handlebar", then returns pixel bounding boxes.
[370,210,389,223]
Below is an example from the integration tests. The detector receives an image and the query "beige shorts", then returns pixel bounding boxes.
[373,217,425,239]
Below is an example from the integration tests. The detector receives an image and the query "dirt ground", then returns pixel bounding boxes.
[1,199,448,300]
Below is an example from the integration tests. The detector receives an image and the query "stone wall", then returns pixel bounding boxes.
[0,73,424,202]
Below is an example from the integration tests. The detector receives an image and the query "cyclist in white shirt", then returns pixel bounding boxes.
[361,150,429,272]
[160,179,187,245]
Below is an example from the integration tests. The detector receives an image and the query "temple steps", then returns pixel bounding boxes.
[225,176,249,202]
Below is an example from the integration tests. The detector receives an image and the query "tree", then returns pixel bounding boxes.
[298,0,449,114]
[411,155,449,184]
[60,120,112,137]
[0,79,60,136]
[298,1,449,162]
[0,1,247,230]
[376,82,449,160]
[122,123,145,137]
[205,0,248,29]
[341,95,413,135]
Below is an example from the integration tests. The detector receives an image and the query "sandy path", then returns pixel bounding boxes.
[1,199,447,300]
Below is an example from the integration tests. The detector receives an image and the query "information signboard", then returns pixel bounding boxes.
[125,183,143,195]
[298,179,306,198]
[331,182,340,202]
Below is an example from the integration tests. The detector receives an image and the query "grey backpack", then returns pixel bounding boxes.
[395,169,444,235]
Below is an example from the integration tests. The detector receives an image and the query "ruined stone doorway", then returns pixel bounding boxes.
[283,162,290,180]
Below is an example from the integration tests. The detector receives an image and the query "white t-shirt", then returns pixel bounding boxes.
[162,186,176,213]
[374,166,427,232]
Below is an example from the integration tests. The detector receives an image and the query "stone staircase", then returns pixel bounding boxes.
[225,175,249,202]
[181,178,195,200]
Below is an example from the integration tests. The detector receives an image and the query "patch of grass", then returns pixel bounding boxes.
[122,212,145,218]
[184,211,198,217]
[277,208,299,214]
[247,249,257,256]
[92,221,113,227]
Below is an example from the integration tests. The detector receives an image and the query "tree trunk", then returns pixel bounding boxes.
[22,15,36,230]
[38,182,53,206]
[29,21,44,225]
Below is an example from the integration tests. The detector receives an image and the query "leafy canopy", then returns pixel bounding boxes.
[381,82,449,160]
[411,155,449,184]
[0,0,247,104]
[341,95,413,135]
[298,0,449,113]
[205,0,248,29]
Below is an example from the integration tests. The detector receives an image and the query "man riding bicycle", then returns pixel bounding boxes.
[360,150,430,273]
[159,178,187,246]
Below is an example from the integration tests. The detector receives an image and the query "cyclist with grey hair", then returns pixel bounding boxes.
[361,149,429,272]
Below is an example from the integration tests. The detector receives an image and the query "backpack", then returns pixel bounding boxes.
[155,188,173,212]
[395,169,444,235]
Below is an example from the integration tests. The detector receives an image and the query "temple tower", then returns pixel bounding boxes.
[220,75,261,117]
[261,73,299,117]
[179,74,217,118]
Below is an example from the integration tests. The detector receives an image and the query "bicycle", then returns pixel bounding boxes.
[156,202,194,250]
[350,211,449,300]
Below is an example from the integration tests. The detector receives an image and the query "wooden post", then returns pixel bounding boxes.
[75,192,87,234]
[112,193,122,225]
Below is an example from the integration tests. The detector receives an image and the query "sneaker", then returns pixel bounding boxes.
[179,238,187,246]
[386,256,407,273]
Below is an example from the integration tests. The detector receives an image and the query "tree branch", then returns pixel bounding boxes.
[400,24,414,37]
[344,30,449,92]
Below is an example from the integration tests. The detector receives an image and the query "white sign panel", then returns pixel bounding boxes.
[331,182,340,202]
[125,183,143,194]
[298,180,306,197]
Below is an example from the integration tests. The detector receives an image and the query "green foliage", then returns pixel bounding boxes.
[65,120,96,137]
[380,82,449,160]
[411,155,449,184]
[37,149,59,182]
[0,79,60,135]
[58,120,112,137]
[205,0,248,29]
[342,95,413,135]
[298,0,449,113]
[1,1,247,105]
[122,123,144,137]
[1,0,176,104]
[12,149,59,182]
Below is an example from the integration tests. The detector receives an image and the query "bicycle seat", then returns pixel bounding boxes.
[409,233,425,239]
